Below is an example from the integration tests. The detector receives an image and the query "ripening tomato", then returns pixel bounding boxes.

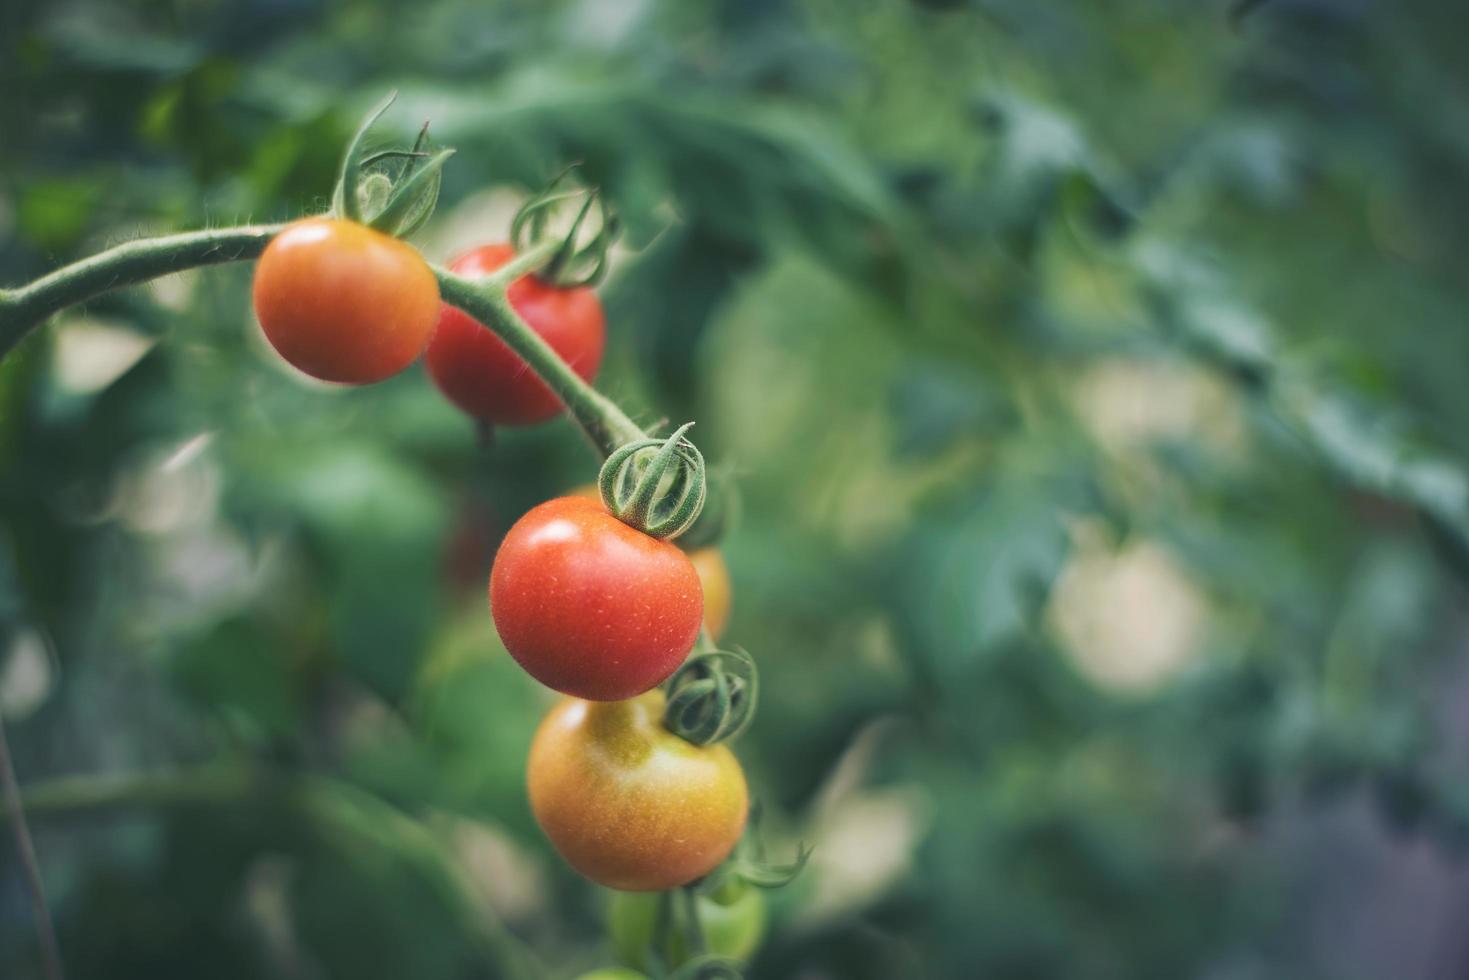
[426,244,605,425]
[490,495,702,701]
[687,547,732,640]
[568,484,731,640]
[252,218,439,384]
[528,689,749,891]
[610,884,766,971]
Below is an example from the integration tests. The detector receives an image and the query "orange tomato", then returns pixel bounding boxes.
[687,547,732,640]
[252,218,439,384]
[527,689,748,891]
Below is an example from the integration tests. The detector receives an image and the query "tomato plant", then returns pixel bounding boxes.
[14,4,1469,977]
[252,217,440,384]
[0,97,791,980]
[490,495,703,701]
[610,884,766,971]
[426,244,605,424]
[527,689,748,892]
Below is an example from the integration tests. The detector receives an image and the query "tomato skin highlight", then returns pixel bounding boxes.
[528,690,749,891]
[251,218,439,384]
[490,496,703,701]
[426,244,605,425]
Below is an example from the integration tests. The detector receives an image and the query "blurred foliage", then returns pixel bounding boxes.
[5,0,1469,978]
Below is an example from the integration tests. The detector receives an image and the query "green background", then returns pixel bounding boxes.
[4,0,1469,977]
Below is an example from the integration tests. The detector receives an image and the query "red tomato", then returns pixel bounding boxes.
[426,244,605,425]
[252,218,439,384]
[490,496,702,701]
[568,483,732,639]
[528,689,749,891]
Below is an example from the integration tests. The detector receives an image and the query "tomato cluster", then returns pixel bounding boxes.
[253,224,606,416]
[252,215,755,965]
[493,488,747,896]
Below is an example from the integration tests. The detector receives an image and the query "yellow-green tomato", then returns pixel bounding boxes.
[610,886,767,972]
[527,689,749,891]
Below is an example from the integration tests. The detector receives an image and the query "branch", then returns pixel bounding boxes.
[0,225,286,358]
[435,263,647,455]
[0,224,649,458]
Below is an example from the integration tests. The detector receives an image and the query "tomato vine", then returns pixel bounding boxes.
[0,94,799,980]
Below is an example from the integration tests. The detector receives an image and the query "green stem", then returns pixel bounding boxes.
[0,225,286,359]
[651,889,676,976]
[10,765,544,980]
[480,236,563,291]
[0,223,648,459]
[679,886,707,958]
[435,264,645,456]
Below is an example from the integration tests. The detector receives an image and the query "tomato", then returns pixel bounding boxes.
[687,547,732,640]
[252,218,439,384]
[527,689,748,891]
[490,495,702,701]
[426,244,605,425]
[568,484,731,640]
[610,885,766,971]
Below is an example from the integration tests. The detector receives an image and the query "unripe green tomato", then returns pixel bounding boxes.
[609,886,766,972]
[574,971,648,980]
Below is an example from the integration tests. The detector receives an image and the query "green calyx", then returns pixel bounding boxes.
[599,423,707,540]
[510,166,622,287]
[332,92,453,237]
[695,803,811,895]
[663,648,757,747]
[719,839,811,891]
